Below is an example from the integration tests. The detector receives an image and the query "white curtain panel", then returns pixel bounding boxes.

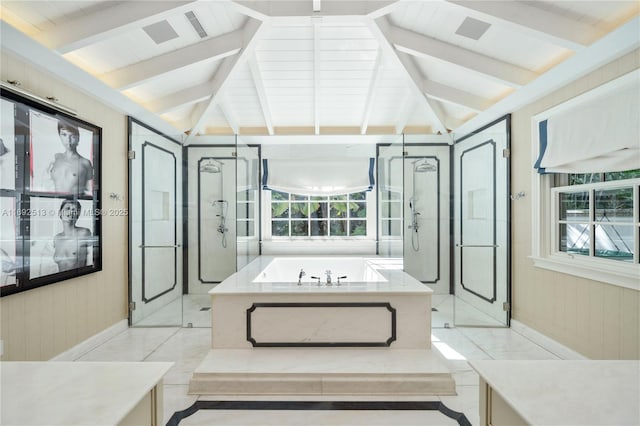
[538,75,639,173]
[263,158,374,196]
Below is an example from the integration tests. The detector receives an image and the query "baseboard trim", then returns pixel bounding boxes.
[511,319,588,360]
[49,319,128,361]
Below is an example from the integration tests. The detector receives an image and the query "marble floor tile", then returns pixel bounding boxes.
[488,348,560,360]
[458,328,554,357]
[77,321,567,426]
[451,370,479,387]
[145,328,211,385]
[182,294,212,328]
[163,385,198,425]
[431,329,492,370]
[76,327,180,362]
[179,408,460,426]
[135,298,183,327]
[439,386,480,426]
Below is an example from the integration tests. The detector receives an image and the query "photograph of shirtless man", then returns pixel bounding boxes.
[53,199,92,273]
[48,120,93,195]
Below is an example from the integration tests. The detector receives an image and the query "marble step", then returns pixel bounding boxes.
[189,348,456,396]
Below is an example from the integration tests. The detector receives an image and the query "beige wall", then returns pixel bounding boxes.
[511,49,640,360]
[0,52,128,361]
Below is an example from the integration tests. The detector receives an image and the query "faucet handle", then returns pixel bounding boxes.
[337,276,347,285]
[310,276,321,286]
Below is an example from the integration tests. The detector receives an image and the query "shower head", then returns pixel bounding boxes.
[200,160,223,173]
[413,159,437,173]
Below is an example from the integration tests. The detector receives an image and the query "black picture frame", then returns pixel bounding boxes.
[1,88,102,297]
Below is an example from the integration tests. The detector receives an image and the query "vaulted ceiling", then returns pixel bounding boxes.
[1,1,638,142]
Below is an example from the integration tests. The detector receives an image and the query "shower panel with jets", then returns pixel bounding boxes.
[408,159,438,252]
[200,159,229,249]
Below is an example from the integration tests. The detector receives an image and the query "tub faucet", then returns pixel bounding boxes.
[325,270,332,285]
[298,269,305,286]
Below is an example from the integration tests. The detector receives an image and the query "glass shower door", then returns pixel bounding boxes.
[129,119,183,326]
[236,140,260,270]
[453,117,510,327]
[377,136,404,258]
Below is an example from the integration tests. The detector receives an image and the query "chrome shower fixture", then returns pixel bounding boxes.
[213,199,229,248]
[200,159,223,173]
[412,159,437,173]
[409,158,436,252]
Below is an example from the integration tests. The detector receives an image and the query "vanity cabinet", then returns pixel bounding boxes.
[1,361,172,425]
[471,360,639,426]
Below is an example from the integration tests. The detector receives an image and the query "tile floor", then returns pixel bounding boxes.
[73,324,567,425]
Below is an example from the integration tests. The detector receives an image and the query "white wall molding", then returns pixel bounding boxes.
[511,319,588,360]
[49,320,128,361]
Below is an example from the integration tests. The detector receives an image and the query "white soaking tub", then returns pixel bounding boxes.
[252,256,387,284]
[208,256,432,350]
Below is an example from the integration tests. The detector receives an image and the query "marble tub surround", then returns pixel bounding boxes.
[190,255,446,397]
[210,255,432,349]
[470,360,640,426]
[213,294,430,349]
[1,361,173,426]
[188,348,456,396]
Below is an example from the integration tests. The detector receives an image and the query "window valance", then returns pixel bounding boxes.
[262,158,375,196]
[534,71,639,174]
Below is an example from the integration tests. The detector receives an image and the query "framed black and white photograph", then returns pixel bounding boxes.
[30,110,94,196]
[1,196,19,288]
[1,87,102,297]
[0,98,16,190]
[28,197,95,279]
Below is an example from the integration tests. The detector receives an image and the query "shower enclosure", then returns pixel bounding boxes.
[129,119,183,326]
[129,130,260,327]
[128,125,509,329]
[402,142,450,295]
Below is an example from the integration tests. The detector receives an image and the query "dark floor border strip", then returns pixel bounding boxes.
[166,400,471,426]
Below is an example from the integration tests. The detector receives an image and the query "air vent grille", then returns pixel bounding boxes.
[142,20,179,44]
[455,17,491,41]
[185,11,207,38]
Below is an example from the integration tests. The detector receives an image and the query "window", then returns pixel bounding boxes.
[553,171,640,263]
[379,189,402,237]
[236,188,257,238]
[530,70,640,289]
[269,191,367,238]
[532,122,640,290]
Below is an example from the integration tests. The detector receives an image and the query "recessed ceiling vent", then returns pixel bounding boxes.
[185,11,208,39]
[143,20,179,44]
[455,17,491,41]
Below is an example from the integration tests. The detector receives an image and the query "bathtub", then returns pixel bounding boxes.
[252,257,387,284]
[209,256,432,349]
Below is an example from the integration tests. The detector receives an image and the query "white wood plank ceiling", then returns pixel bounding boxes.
[1,0,638,140]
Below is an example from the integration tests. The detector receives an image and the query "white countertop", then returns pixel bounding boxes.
[470,360,640,426]
[1,361,173,426]
[210,256,432,295]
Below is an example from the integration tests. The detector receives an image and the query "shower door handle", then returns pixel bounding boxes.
[456,244,499,248]
[138,244,181,248]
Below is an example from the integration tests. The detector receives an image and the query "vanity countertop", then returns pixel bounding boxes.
[470,360,640,426]
[1,361,173,426]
